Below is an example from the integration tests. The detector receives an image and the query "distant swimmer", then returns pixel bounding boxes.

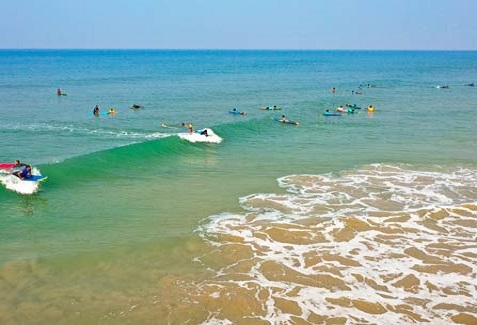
[230,108,246,115]
[336,105,345,113]
[346,103,361,109]
[260,105,281,110]
[436,85,450,89]
[93,104,100,116]
[367,105,375,112]
[108,108,116,115]
[57,88,62,96]
[130,104,144,109]
[463,82,475,87]
[331,87,336,95]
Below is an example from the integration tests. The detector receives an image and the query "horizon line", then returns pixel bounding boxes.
[1,48,476,52]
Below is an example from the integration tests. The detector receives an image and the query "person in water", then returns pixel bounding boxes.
[93,104,100,115]
[232,108,246,115]
[181,123,193,133]
[12,164,32,180]
[57,88,62,96]
[13,160,28,168]
[200,129,208,137]
[280,115,289,123]
[108,108,116,115]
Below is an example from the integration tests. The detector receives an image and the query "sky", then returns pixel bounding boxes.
[1,0,476,50]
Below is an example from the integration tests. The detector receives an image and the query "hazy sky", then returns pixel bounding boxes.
[1,0,476,50]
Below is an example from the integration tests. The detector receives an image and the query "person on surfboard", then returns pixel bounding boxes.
[93,104,100,116]
[12,164,32,180]
[280,115,290,123]
[13,160,28,168]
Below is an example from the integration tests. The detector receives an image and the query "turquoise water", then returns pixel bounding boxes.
[1,50,476,323]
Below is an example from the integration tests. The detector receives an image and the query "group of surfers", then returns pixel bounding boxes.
[58,88,144,114]
[161,122,209,136]
[1,160,33,180]
[93,104,116,116]
[92,104,144,116]
[330,85,376,114]
[334,103,375,114]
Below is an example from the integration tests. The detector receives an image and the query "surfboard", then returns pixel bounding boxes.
[161,123,179,129]
[229,110,246,115]
[273,117,299,125]
[22,175,48,182]
[323,112,342,117]
[0,163,15,169]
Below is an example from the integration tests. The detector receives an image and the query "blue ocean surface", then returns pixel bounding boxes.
[0,50,476,323]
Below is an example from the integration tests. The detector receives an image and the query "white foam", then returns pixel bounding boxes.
[195,165,477,323]
[0,167,44,195]
[178,128,223,144]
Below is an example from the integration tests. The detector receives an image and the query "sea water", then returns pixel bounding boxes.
[0,50,476,324]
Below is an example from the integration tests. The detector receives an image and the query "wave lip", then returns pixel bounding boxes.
[194,164,477,324]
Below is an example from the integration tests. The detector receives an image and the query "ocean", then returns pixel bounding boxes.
[0,50,476,324]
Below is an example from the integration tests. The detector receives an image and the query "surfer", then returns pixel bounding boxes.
[14,160,28,168]
[57,88,62,96]
[12,164,32,180]
[280,115,289,123]
[200,129,208,137]
[93,104,100,116]
[231,108,246,115]
[181,123,193,133]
